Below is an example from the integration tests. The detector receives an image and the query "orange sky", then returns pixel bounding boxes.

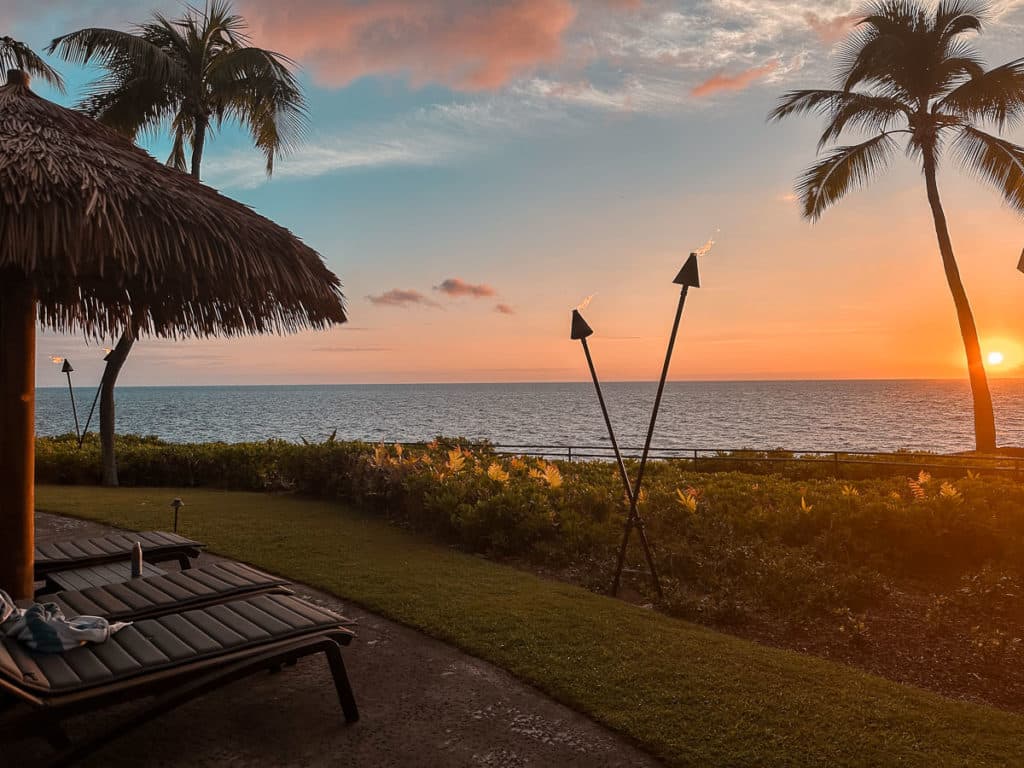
[22,0,1024,386]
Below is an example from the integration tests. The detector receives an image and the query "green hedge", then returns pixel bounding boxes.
[36,434,1024,635]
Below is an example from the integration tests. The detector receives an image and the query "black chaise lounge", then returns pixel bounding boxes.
[43,561,294,622]
[34,531,205,582]
[0,593,359,767]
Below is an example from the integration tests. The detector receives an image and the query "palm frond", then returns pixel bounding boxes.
[207,45,308,173]
[0,36,65,92]
[933,0,986,43]
[796,134,897,221]
[954,126,1024,212]
[939,57,1024,129]
[48,28,177,84]
[167,117,191,171]
[770,89,911,149]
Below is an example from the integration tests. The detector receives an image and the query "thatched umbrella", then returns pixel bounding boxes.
[0,69,347,598]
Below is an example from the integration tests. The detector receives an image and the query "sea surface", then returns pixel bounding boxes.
[33,380,1024,454]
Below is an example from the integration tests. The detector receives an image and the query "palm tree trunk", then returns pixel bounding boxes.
[98,118,207,486]
[99,328,135,486]
[922,147,997,452]
[191,117,206,180]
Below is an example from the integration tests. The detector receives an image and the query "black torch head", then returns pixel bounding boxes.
[673,253,701,288]
[61,360,74,374]
[570,309,594,340]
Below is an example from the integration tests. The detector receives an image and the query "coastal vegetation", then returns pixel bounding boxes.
[770,0,1024,452]
[36,482,1024,767]
[38,433,1024,710]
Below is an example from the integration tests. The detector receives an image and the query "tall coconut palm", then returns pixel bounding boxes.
[0,36,64,92]
[769,0,1024,452]
[49,0,308,484]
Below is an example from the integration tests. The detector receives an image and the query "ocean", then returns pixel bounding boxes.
[32,380,1024,454]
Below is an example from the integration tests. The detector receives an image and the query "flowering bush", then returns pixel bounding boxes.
[36,434,1024,629]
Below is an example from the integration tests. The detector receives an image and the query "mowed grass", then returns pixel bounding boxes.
[36,484,1024,767]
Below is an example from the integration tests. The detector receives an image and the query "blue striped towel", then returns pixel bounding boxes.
[0,590,130,653]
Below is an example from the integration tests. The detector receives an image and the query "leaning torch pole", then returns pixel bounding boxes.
[61,359,81,443]
[610,252,701,598]
[571,310,636,507]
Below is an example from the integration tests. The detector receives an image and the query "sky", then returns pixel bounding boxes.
[8,0,1024,386]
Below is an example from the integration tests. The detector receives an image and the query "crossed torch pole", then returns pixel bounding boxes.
[572,251,701,598]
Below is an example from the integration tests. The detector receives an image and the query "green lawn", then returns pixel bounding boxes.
[36,484,1024,767]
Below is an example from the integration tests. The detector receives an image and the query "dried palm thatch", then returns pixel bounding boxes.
[0,69,346,338]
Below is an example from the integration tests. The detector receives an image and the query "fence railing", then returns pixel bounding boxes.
[483,443,1024,479]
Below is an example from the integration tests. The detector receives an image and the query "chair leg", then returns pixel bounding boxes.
[324,642,359,723]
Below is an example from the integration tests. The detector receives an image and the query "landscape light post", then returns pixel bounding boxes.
[610,252,701,598]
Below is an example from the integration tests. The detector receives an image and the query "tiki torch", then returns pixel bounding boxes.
[79,347,112,447]
[570,308,634,503]
[610,250,702,598]
[52,357,81,442]
[1018,247,1023,274]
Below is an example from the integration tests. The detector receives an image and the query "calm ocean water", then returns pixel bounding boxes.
[33,380,1024,453]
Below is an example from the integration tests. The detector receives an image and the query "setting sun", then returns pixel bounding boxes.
[988,351,1005,366]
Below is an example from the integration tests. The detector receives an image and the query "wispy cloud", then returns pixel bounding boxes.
[804,10,861,43]
[435,278,497,298]
[365,289,442,308]
[205,97,562,188]
[691,60,781,98]
[494,303,516,315]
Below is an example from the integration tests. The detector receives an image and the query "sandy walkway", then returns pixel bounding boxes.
[6,513,662,767]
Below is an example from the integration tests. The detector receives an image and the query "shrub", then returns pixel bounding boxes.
[35,434,1024,625]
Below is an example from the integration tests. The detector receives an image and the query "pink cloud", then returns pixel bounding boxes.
[435,278,497,298]
[494,303,516,315]
[804,11,860,44]
[690,60,779,98]
[241,0,577,91]
[366,289,441,308]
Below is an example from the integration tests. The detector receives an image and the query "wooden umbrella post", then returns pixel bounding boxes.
[0,272,37,599]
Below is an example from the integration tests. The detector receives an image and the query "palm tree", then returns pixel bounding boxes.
[0,36,64,92]
[769,0,1024,452]
[49,0,308,484]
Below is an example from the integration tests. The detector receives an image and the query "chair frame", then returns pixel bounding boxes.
[0,628,357,768]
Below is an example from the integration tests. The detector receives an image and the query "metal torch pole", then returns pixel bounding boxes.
[79,350,111,447]
[580,336,635,502]
[611,253,700,598]
[62,360,81,443]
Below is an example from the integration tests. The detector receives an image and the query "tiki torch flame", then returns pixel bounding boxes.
[50,356,64,364]
[575,294,595,312]
[693,229,720,258]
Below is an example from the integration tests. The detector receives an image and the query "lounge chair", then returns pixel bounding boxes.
[43,561,294,622]
[0,593,358,767]
[34,531,204,582]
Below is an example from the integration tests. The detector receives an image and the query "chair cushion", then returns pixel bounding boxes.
[35,531,203,573]
[48,561,291,622]
[0,594,350,694]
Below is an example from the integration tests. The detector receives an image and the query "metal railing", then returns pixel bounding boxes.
[484,443,1024,478]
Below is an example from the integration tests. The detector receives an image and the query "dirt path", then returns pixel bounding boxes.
[8,513,662,767]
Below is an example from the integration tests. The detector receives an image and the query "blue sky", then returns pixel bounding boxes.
[9,0,1024,385]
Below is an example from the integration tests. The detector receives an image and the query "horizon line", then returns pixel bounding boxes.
[35,375,1024,389]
